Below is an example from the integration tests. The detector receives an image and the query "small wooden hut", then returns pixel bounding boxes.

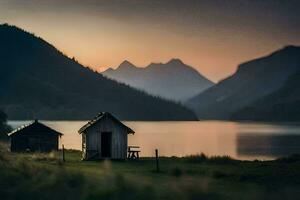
[78,112,134,160]
[8,120,63,152]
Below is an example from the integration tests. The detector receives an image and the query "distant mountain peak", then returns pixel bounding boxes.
[167,58,184,65]
[266,45,300,58]
[282,45,299,50]
[0,24,197,121]
[0,23,13,28]
[102,58,214,101]
[118,60,137,70]
[236,45,300,74]
[104,67,115,73]
[272,45,300,55]
[121,60,133,65]
[187,45,300,120]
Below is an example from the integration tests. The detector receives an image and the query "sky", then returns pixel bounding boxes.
[0,0,299,82]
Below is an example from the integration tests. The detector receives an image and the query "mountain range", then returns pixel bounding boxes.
[231,69,300,121]
[102,59,214,102]
[0,24,197,121]
[187,45,300,120]
[1,23,299,122]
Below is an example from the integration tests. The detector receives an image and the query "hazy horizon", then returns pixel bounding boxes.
[0,0,299,81]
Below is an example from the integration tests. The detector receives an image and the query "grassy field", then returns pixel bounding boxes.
[1,144,300,200]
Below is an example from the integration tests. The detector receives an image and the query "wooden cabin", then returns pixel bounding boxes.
[8,120,63,152]
[78,112,134,160]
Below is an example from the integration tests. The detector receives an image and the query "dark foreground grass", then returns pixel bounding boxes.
[1,145,300,200]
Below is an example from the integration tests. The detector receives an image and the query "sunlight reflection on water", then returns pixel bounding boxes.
[8,120,300,160]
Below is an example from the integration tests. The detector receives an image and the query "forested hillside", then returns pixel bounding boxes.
[0,24,197,120]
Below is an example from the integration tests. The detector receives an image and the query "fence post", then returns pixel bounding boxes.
[62,144,65,162]
[155,149,159,172]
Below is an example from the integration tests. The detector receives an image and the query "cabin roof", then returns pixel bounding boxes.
[78,112,135,134]
[8,120,63,137]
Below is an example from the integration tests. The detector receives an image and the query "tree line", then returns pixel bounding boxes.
[0,110,11,140]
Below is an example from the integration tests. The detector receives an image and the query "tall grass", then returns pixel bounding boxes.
[0,148,222,200]
[183,153,236,164]
[1,146,300,200]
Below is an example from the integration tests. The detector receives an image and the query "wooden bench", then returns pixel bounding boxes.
[127,146,140,160]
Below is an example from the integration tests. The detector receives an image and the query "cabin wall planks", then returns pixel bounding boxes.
[80,113,133,160]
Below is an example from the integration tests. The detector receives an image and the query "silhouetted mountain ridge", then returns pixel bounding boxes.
[103,58,214,101]
[187,45,300,120]
[231,69,300,121]
[118,60,137,70]
[0,24,197,120]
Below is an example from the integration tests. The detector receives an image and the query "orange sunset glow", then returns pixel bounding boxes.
[1,1,300,199]
[1,0,299,81]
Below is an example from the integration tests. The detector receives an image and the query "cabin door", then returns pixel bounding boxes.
[101,132,112,158]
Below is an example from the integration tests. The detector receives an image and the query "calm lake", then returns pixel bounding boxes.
[8,121,300,160]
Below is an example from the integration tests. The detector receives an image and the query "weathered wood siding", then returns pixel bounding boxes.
[82,117,128,160]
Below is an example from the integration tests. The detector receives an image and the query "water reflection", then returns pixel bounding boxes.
[236,133,300,158]
[8,121,300,160]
